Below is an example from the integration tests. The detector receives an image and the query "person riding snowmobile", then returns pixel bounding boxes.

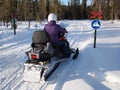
[44,13,71,58]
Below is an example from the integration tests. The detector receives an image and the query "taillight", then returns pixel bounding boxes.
[31,54,39,59]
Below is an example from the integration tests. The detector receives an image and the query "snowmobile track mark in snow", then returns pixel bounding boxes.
[0,66,22,90]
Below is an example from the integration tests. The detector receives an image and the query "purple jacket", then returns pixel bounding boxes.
[44,21,68,45]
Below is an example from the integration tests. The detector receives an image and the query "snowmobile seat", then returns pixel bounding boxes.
[32,30,54,55]
[25,30,55,64]
[32,30,50,50]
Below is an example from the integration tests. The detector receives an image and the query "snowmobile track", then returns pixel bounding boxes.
[0,66,22,90]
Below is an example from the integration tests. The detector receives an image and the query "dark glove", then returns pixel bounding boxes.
[58,32,65,38]
[31,43,36,48]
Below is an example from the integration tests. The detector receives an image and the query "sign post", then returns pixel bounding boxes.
[91,20,101,48]
[94,30,97,48]
[90,11,102,48]
[11,13,17,35]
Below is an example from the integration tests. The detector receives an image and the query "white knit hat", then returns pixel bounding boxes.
[48,13,57,22]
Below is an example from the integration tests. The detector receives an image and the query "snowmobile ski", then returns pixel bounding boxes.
[72,48,79,59]
[44,62,60,81]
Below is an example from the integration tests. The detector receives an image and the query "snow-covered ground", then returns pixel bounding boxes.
[0,20,120,90]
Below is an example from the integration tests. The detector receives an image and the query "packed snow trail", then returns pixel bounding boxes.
[0,20,93,90]
[61,20,120,90]
[30,20,93,90]
[1,20,120,90]
[43,20,93,90]
[0,27,32,89]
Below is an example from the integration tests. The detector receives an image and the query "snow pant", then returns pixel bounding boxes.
[57,40,71,58]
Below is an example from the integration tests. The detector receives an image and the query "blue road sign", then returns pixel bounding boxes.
[91,20,101,30]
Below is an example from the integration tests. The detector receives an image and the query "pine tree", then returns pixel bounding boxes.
[81,0,87,19]
[45,0,50,18]
[38,0,46,20]
[52,0,62,20]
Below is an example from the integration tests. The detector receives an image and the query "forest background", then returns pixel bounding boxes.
[0,0,120,24]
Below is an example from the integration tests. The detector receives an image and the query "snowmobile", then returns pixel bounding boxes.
[23,30,79,83]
